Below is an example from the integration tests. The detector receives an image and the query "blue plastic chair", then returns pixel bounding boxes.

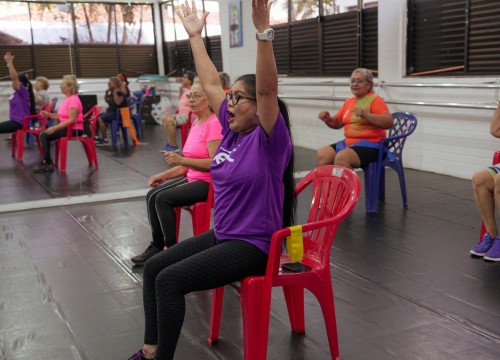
[130,96,144,139]
[111,97,137,149]
[363,112,418,213]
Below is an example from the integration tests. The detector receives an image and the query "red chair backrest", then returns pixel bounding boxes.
[22,102,53,130]
[66,105,101,137]
[267,165,361,276]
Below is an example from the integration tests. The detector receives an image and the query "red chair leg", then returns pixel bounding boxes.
[81,141,94,167]
[309,276,340,360]
[282,285,305,333]
[58,138,68,172]
[240,278,272,360]
[11,133,16,158]
[479,222,486,244]
[92,145,98,169]
[208,287,225,345]
[16,131,24,160]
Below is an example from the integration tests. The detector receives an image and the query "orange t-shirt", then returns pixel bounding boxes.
[335,93,390,146]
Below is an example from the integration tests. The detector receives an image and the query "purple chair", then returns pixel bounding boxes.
[363,112,418,213]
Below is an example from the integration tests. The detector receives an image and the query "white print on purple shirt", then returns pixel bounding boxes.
[214,147,236,164]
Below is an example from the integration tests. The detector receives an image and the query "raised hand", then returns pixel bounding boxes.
[4,51,14,65]
[177,0,209,38]
[252,0,273,32]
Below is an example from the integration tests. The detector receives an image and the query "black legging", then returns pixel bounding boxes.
[142,230,268,360]
[0,120,22,133]
[146,178,209,249]
[39,128,83,163]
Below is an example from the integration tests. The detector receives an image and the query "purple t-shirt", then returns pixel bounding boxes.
[9,85,30,124]
[211,99,292,254]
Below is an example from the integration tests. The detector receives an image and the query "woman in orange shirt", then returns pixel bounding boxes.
[317,68,393,169]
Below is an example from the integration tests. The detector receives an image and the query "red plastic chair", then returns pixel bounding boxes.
[208,165,361,360]
[174,181,214,243]
[11,102,54,161]
[54,105,101,173]
[478,150,500,243]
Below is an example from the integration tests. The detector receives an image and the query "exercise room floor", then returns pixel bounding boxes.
[1,123,499,360]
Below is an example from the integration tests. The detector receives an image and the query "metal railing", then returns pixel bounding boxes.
[276,80,500,110]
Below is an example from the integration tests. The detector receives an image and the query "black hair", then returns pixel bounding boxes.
[19,74,36,115]
[117,72,129,85]
[278,97,296,228]
[185,71,196,85]
[234,74,256,98]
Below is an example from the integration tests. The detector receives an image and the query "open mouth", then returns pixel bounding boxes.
[227,110,235,120]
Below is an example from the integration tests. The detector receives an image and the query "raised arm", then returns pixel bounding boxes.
[4,52,21,91]
[253,0,279,136]
[178,1,226,116]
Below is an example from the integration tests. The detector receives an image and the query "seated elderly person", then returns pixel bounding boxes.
[34,75,84,173]
[0,52,35,134]
[131,80,223,265]
[316,68,394,169]
[470,102,500,261]
[160,70,196,153]
[34,76,50,111]
[96,76,126,146]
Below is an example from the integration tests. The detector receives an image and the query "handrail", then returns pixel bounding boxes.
[380,81,500,89]
[277,94,498,110]
[277,80,500,89]
[278,81,355,87]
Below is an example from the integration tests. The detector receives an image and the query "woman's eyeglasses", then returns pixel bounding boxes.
[349,78,367,84]
[226,92,256,105]
[186,93,204,100]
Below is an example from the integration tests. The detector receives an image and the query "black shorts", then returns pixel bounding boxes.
[331,143,380,168]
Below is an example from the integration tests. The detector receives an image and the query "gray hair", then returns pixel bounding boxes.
[109,76,122,88]
[352,68,374,91]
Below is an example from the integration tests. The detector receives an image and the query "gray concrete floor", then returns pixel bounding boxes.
[1,122,499,360]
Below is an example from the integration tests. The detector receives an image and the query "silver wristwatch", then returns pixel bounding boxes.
[256,28,274,41]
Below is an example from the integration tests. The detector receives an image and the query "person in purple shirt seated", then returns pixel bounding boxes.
[127,1,296,360]
[0,52,36,134]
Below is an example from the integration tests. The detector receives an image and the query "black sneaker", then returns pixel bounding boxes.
[33,162,55,173]
[96,138,109,147]
[131,245,161,265]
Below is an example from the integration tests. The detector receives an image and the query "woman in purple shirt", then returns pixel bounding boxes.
[0,52,35,134]
[128,1,295,360]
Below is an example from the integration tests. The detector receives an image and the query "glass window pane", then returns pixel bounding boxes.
[30,2,74,44]
[162,2,177,42]
[324,0,359,15]
[116,4,155,45]
[74,3,117,44]
[0,1,31,44]
[292,0,319,21]
[204,1,221,36]
[271,0,288,25]
[168,1,220,41]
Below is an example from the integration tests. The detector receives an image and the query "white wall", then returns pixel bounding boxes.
[2,0,499,180]
[219,0,500,180]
